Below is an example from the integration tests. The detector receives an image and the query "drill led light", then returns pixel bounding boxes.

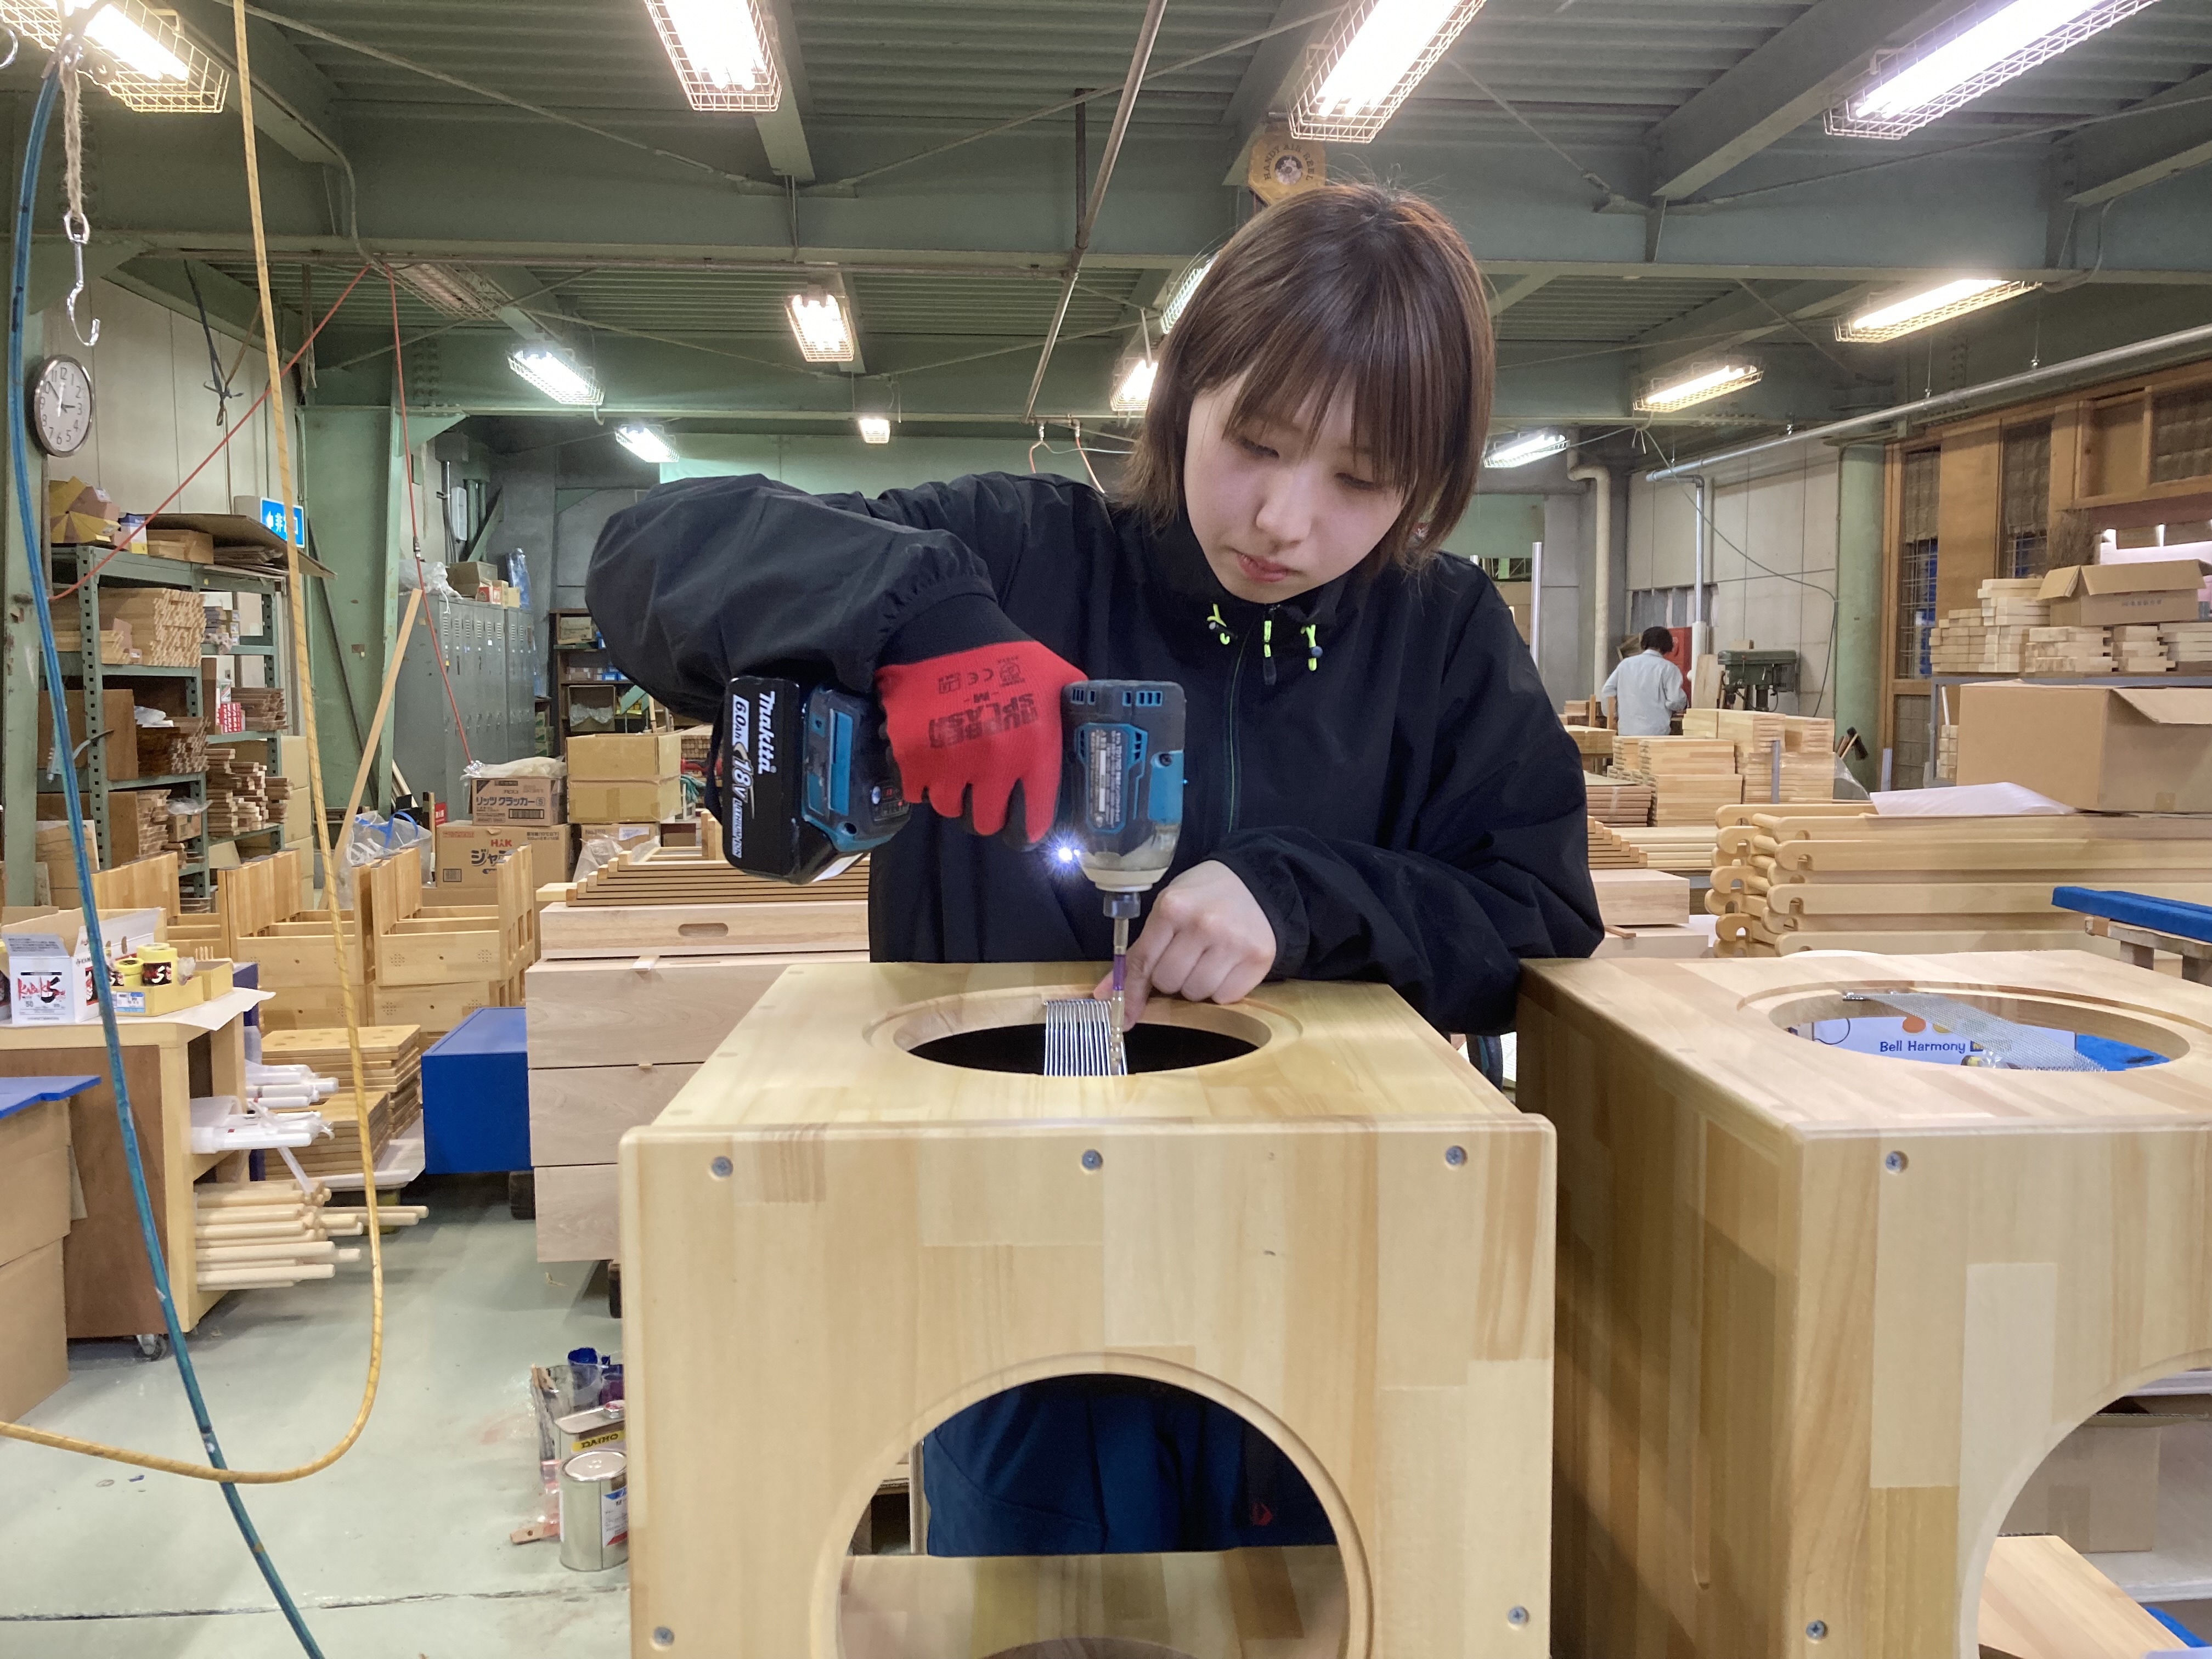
[786,289,855,363]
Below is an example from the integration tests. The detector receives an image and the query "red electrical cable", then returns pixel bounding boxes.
[54,263,374,600]
[385,266,473,769]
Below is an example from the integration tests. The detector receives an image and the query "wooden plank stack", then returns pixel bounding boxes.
[49,616,134,662]
[259,1025,426,1177]
[2025,624,2114,674]
[2111,623,2172,674]
[116,788,171,864]
[1562,725,1615,768]
[1680,709,1833,804]
[1927,576,2048,673]
[1583,778,1653,827]
[230,687,287,730]
[1616,824,1722,874]
[2164,620,2212,672]
[94,590,203,667]
[137,715,207,777]
[205,752,270,836]
[1587,817,1647,868]
[1609,736,1745,825]
[1708,803,2212,956]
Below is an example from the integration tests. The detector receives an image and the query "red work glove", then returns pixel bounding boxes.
[874,640,1086,843]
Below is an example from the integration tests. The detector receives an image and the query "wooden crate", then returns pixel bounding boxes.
[1519,950,2212,1659]
[622,963,1553,1658]
[523,952,859,1069]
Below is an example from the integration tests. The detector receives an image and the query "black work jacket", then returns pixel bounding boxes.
[585,471,1600,1035]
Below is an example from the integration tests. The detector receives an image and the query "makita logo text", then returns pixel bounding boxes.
[757,690,778,771]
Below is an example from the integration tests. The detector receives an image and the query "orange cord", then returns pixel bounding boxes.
[54,263,371,600]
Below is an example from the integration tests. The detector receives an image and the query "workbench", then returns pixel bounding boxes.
[0,990,264,1339]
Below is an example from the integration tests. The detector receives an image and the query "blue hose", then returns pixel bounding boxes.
[9,57,324,1658]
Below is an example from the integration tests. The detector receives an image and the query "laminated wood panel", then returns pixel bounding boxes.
[522,952,862,1069]
[1523,950,2212,1659]
[1936,430,2000,619]
[538,899,868,958]
[621,963,1553,1659]
[534,1161,616,1261]
[528,1062,699,1167]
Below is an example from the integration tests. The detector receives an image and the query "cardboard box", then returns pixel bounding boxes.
[470,775,564,826]
[556,614,600,647]
[436,821,572,893]
[569,776,683,824]
[446,560,495,595]
[0,1240,67,1420]
[1957,682,2212,812]
[567,732,682,782]
[3,907,163,1024]
[39,688,139,781]
[144,527,215,564]
[2001,1412,2176,1553]
[2038,559,2209,628]
[0,1093,72,1267]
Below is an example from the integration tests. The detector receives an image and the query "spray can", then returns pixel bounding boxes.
[558,1448,628,1571]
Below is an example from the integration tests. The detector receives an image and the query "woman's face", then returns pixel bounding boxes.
[1183,376,1409,605]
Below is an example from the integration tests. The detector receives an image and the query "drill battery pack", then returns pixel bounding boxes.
[721,676,907,884]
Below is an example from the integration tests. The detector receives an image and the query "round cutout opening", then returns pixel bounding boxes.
[1759,986,2187,1070]
[879,988,1278,1075]
[840,1375,1346,1659]
[910,1022,1258,1074]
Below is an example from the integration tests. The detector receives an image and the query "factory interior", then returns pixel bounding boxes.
[4,0,2212,1655]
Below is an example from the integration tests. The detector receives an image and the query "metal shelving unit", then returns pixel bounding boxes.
[48,548,295,904]
[1925,672,2212,784]
[549,607,653,755]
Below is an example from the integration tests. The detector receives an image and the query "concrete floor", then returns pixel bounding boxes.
[0,1177,628,1658]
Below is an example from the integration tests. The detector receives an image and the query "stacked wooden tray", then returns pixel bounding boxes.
[1709,804,2212,956]
[540,845,869,959]
[259,1025,426,1177]
[1587,817,1647,868]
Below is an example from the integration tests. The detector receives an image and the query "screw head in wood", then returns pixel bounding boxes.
[1884,1151,1908,1173]
[1805,1620,1829,1640]
[652,1628,675,1648]
[1081,1149,1103,1171]
[709,1156,732,1179]
[1507,1605,1529,1626]
[1446,1145,1467,1166]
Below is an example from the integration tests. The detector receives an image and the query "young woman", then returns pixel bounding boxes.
[589,182,1599,1555]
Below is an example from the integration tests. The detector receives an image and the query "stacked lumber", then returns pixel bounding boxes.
[1926,578,2048,673]
[1680,710,1833,803]
[264,775,293,824]
[260,1026,426,1177]
[193,1178,423,1294]
[2165,620,2212,673]
[1708,805,2212,957]
[1562,725,1615,768]
[1592,868,1690,929]
[1609,737,1744,826]
[138,715,208,776]
[2111,623,2172,674]
[205,752,269,836]
[1587,818,1647,869]
[96,590,203,667]
[50,617,135,662]
[2024,625,2112,674]
[1936,723,1959,785]
[117,788,170,863]
[230,687,287,730]
[165,798,204,851]
[1583,778,1653,826]
[1616,825,1721,874]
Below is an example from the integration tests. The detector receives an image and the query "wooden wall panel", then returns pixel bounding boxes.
[1935,430,2000,619]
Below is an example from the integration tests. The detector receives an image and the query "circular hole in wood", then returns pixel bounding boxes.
[909,1021,1259,1074]
[981,1644,1198,1659]
[1763,987,2185,1070]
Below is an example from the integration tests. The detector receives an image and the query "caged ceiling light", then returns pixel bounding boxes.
[1828,0,2166,140]
[1634,362,1763,414]
[616,424,679,463]
[1289,0,1487,143]
[0,0,230,112]
[1110,357,1158,416]
[857,415,892,445]
[392,263,506,321]
[1159,254,1216,335]
[1835,277,2041,342]
[1485,428,1570,468]
[508,346,602,407]
[641,0,783,112]
[786,288,855,363]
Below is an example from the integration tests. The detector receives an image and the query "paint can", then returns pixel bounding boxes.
[558,1447,628,1571]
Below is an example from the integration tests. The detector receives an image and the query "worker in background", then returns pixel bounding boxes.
[588,183,1600,1559]
[1602,624,1690,736]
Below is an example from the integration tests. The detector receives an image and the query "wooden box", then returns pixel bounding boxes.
[1519,950,2212,1659]
[523,952,858,1069]
[620,962,1553,1658]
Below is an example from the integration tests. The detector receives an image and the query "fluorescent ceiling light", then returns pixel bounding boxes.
[786,289,855,363]
[1836,278,2040,342]
[642,0,783,112]
[1485,429,1570,468]
[616,424,678,464]
[1159,255,1215,334]
[1110,358,1157,416]
[508,346,602,407]
[1634,363,1763,414]
[1289,0,1487,143]
[393,263,506,321]
[0,0,229,111]
[857,416,892,445]
[1829,0,2163,140]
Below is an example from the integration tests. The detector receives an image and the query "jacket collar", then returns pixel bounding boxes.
[1145,508,1365,637]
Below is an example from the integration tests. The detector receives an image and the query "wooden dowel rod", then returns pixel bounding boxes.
[197,1241,340,1265]
[194,1184,328,1209]
[197,1264,336,1286]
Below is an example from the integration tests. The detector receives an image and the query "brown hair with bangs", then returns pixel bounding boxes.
[1121,182,1493,572]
